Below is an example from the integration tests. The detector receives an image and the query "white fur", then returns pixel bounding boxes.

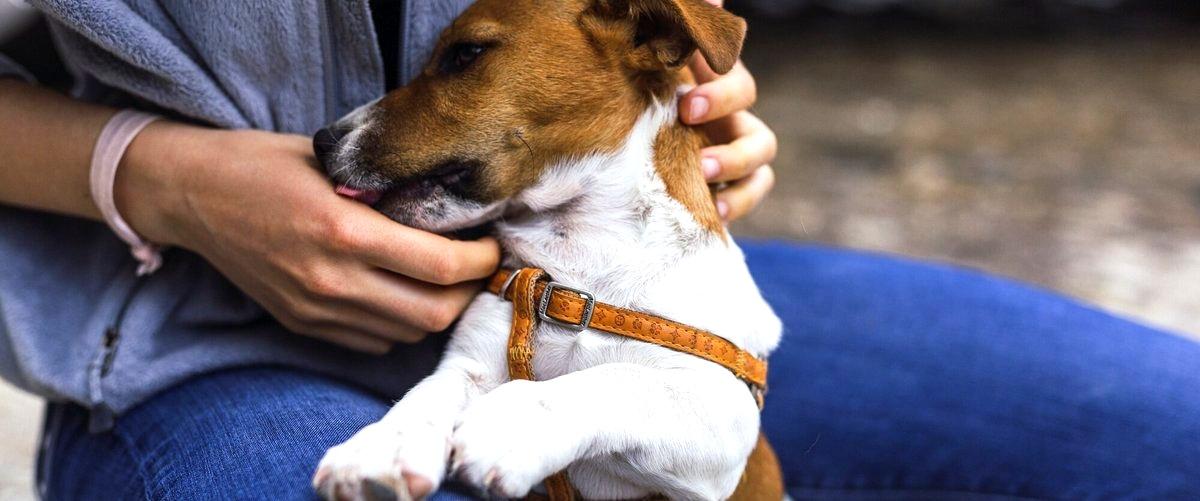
[315,99,782,500]
[329,98,394,191]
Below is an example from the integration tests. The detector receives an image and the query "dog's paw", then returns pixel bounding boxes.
[313,422,448,501]
[448,380,578,498]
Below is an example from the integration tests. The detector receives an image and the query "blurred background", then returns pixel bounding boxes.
[726,0,1200,340]
[2,0,1199,498]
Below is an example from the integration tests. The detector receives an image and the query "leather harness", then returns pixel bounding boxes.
[487,268,772,501]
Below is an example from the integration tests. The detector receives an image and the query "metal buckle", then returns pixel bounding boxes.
[538,281,595,332]
[498,271,520,299]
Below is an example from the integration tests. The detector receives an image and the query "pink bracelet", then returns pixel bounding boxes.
[89,110,164,276]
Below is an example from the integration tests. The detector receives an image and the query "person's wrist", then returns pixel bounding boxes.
[114,120,214,248]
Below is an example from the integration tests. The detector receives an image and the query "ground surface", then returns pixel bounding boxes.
[2,10,1199,500]
[733,14,1200,339]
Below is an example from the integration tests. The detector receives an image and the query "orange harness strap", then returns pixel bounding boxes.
[505,268,543,382]
[490,268,774,501]
[489,269,768,392]
[501,268,576,500]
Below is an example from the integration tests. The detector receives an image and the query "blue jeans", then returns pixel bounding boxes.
[39,243,1200,500]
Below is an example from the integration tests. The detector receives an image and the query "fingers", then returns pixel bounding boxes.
[685,2,729,80]
[332,204,501,285]
[683,0,748,124]
[328,302,429,342]
[716,165,775,222]
[680,61,757,125]
[278,200,499,352]
[699,111,778,183]
[679,19,776,220]
[275,274,471,354]
[287,260,482,338]
[290,276,474,349]
[271,288,417,352]
[345,270,483,334]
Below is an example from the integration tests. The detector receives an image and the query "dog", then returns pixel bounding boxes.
[312,0,782,499]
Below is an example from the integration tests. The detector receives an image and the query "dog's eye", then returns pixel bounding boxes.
[441,43,488,75]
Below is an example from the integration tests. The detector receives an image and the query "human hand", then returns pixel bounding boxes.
[680,0,778,222]
[116,124,500,354]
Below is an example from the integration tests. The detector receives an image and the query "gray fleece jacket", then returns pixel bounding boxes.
[0,0,472,430]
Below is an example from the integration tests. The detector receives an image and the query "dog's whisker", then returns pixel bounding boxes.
[329,161,350,178]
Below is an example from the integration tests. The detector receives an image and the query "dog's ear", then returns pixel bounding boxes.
[588,0,747,75]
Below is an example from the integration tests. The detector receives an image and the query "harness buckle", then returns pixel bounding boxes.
[498,270,521,299]
[538,281,595,332]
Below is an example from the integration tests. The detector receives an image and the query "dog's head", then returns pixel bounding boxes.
[316,0,746,232]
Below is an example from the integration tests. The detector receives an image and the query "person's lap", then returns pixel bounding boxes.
[39,242,1200,500]
[747,242,1199,499]
[39,369,428,501]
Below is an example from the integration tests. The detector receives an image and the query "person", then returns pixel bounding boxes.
[0,1,1196,500]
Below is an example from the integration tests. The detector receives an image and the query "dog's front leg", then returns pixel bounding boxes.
[314,355,489,501]
[450,362,759,500]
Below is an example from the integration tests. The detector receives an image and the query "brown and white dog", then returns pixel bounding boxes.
[312,0,781,499]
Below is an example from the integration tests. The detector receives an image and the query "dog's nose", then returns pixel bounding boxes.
[313,126,346,167]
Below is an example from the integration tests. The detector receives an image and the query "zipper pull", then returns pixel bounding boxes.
[89,274,149,434]
[88,402,115,433]
[90,327,120,432]
[100,327,119,377]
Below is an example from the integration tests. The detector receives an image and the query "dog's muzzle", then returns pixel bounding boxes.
[313,126,349,169]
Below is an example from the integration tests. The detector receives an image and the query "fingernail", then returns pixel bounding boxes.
[701,157,721,180]
[717,200,730,220]
[689,96,710,123]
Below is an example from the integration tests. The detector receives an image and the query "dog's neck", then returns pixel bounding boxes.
[496,94,727,307]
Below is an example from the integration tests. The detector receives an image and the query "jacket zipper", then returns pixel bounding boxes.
[100,276,146,377]
[88,275,148,433]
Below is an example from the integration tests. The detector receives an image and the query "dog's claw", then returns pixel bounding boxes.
[335,482,356,501]
[363,478,400,501]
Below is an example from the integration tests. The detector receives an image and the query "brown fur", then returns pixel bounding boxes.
[653,113,726,235]
[363,0,645,203]
[729,434,785,501]
[358,0,745,235]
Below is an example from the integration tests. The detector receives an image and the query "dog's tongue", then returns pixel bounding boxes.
[335,185,384,206]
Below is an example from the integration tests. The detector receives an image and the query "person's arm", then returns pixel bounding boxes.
[0,79,115,219]
[0,79,500,354]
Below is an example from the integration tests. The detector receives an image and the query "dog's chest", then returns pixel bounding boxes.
[527,324,671,381]
[483,102,781,379]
